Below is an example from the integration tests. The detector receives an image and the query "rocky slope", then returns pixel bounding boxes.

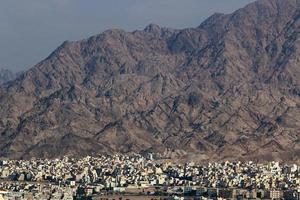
[0,0,299,162]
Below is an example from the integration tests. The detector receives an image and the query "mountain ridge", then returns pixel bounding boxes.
[0,0,299,162]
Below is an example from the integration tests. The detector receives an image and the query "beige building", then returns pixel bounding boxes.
[0,191,8,200]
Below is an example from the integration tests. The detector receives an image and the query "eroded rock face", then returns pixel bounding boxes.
[0,0,299,162]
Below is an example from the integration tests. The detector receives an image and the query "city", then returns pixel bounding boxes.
[0,154,299,199]
[0,0,300,199]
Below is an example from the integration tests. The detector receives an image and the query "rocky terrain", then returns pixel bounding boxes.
[0,0,299,162]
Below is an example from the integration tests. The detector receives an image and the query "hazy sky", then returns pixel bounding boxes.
[0,0,255,71]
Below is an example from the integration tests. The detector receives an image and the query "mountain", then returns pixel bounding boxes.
[0,0,299,162]
[0,69,19,84]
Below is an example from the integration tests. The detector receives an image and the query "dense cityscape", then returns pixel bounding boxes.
[0,154,298,199]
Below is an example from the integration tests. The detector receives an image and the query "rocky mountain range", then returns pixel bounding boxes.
[0,0,299,162]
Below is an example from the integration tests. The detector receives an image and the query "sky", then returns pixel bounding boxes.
[0,0,255,72]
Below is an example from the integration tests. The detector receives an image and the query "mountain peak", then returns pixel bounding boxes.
[232,0,300,20]
[144,23,161,33]
[0,0,299,162]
